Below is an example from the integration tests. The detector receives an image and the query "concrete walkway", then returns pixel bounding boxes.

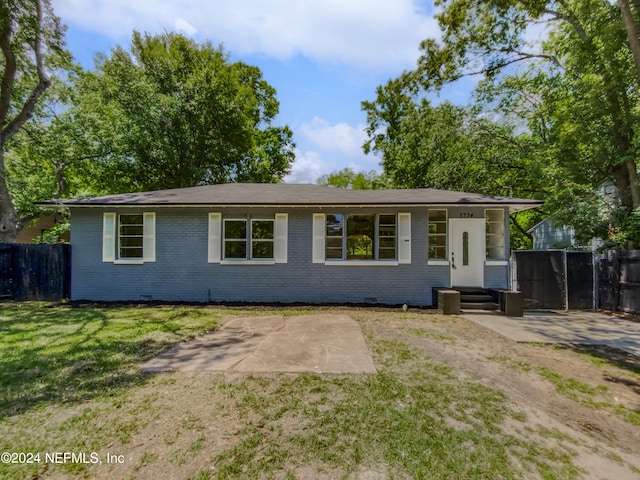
[141,314,377,374]
[463,310,640,357]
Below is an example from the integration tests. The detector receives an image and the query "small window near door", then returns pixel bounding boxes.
[485,209,505,260]
[428,209,447,260]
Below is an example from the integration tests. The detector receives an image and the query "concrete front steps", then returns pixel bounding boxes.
[453,288,500,311]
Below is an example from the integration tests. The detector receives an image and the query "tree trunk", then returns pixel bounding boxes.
[626,158,640,207]
[0,148,19,243]
[612,162,636,208]
[620,0,640,87]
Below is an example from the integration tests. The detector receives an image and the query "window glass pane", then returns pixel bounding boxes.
[326,214,343,236]
[252,241,274,259]
[224,241,246,259]
[379,214,396,225]
[429,246,447,260]
[326,237,342,248]
[379,249,396,259]
[120,225,143,236]
[379,226,396,237]
[225,220,246,239]
[429,222,447,234]
[463,231,469,266]
[120,214,143,225]
[346,215,375,260]
[379,237,396,248]
[325,247,343,259]
[428,235,446,247]
[429,210,446,222]
[120,237,143,248]
[120,247,143,258]
[252,220,274,239]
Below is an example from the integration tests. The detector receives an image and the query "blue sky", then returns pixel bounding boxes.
[52,0,474,183]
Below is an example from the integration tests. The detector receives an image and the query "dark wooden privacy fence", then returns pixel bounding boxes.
[597,250,640,315]
[513,250,594,310]
[0,244,71,301]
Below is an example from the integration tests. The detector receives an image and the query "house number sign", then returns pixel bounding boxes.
[459,213,474,218]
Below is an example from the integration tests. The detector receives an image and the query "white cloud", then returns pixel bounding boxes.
[174,18,197,36]
[52,0,439,71]
[285,117,383,184]
[284,149,326,184]
[300,117,368,159]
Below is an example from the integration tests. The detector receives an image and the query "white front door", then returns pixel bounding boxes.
[449,218,485,287]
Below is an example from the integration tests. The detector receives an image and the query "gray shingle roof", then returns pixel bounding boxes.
[40,183,543,211]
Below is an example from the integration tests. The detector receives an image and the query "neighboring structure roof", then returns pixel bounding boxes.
[39,183,543,211]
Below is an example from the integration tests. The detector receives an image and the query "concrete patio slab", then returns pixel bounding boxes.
[141,314,377,374]
[463,311,640,357]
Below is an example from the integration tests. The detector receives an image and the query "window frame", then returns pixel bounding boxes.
[223,218,249,260]
[250,218,275,260]
[118,214,144,260]
[485,208,506,261]
[222,216,276,262]
[428,209,448,262]
[324,213,397,262]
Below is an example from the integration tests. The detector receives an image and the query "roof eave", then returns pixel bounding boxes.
[38,201,543,210]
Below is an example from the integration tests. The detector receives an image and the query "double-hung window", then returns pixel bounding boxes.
[209,213,287,264]
[119,214,144,259]
[223,218,274,260]
[102,212,156,263]
[485,209,506,260]
[428,209,447,260]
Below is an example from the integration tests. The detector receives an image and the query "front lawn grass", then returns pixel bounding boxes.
[0,304,582,479]
[0,303,223,417]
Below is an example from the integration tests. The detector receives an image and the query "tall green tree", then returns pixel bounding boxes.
[363,0,640,247]
[317,167,386,189]
[0,0,66,242]
[76,32,295,191]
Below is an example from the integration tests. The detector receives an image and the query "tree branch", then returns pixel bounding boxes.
[510,213,533,240]
[548,1,588,39]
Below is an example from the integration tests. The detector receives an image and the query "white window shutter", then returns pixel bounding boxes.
[274,213,288,263]
[312,213,325,263]
[398,212,411,264]
[143,212,156,262]
[208,213,222,263]
[102,212,116,262]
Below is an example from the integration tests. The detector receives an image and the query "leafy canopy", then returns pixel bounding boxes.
[75,31,295,192]
[362,0,640,247]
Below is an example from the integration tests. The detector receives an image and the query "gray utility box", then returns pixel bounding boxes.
[499,290,524,317]
[438,289,461,315]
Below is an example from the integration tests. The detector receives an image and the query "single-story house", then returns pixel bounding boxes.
[41,183,542,306]
[527,219,576,250]
[16,212,70,244]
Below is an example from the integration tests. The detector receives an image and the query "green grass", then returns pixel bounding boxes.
[0,304,586,479]
[0,303,223,416]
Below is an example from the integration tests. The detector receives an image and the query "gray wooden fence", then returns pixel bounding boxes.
[0,244,71,301]
[597,250,640,315]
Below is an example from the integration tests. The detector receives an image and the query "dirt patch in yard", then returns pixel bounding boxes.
[356,312,640,468]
